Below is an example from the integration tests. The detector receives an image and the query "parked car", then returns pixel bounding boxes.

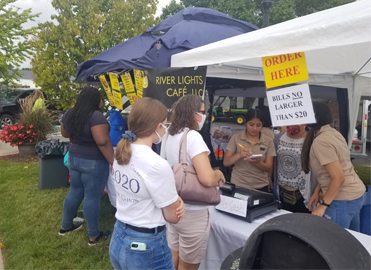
[0,88,62,128]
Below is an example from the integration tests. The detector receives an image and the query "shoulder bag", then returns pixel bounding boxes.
[172,129,221,205]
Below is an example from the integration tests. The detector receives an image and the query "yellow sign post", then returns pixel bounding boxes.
[109,73,123,110]
[120,73,138,106]
[134,69,144,98]
[262,52,308,88]
[99,75,115,106]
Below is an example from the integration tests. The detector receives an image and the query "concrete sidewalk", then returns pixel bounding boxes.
[0,140,19,157]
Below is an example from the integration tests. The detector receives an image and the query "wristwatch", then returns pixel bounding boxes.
[319,199,330,207]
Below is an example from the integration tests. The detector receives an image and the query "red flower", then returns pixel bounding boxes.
[29,125,33,128]
[18,142,22,145]
[27,130,31,134]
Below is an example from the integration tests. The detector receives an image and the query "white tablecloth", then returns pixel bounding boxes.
[199,207,371,270]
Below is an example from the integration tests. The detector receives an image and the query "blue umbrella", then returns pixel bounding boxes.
[76,7,258,80]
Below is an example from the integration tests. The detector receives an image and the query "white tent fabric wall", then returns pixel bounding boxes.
[171,0,371,147]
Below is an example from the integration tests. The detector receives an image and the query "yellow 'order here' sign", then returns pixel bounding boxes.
[262,52,309,89]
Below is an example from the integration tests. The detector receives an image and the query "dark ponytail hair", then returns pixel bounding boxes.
[66,87,102,140]
[301,102,333,173]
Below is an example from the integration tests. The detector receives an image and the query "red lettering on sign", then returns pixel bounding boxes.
[265,59,272,67]
[285,68,293,77]
[272,57,279,66]
[279,54,287,64]
[295,52,302,59]
[293,65,300,75]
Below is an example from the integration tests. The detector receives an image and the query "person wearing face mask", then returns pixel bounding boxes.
[224,109,276,193]
[273,125,317,213]
[109,97,185,270]
[165,95,225,270]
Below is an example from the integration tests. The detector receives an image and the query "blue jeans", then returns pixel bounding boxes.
[109,221,175,270]
[61,155,109,238]
[324,193,366,232]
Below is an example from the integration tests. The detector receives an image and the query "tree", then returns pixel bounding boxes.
[160,0,184,20]
[31,0,158,110]
[161,0,355,27]
[0,0,39,86]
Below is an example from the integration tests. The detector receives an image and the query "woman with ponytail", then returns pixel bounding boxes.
[109,97,185,270]
[301,102,366,231]
[59,86,113,245]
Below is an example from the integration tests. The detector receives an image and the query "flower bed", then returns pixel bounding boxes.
[0,124,38,146]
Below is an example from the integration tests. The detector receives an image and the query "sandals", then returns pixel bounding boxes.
[88,230,111,246]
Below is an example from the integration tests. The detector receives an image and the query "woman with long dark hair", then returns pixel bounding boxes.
[59,87,113,245]
[165,95,225,270]
[109,97,184,270]
[301,102,366,231]
[224,109,276,192]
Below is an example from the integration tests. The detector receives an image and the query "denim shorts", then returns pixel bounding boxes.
[109,220,174,270]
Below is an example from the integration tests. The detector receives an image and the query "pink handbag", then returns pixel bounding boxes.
[172,130,221,205]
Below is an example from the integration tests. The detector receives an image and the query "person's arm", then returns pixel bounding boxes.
[312,160,344,217]
[192,152,225,187]
[162,197,185,224]
[91,124,114,165]
[309,183,321,212]
[60,123,69,138]
[223,145,251,167]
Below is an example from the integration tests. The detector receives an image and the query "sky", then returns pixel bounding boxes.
[14,0,175,67]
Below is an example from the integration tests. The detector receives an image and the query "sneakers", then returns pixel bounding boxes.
[88,230,111,246]
[73,216,85,223]
[59,223,83,236]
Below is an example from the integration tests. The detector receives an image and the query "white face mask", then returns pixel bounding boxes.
[154,123,168,144]
[196,112,206,130]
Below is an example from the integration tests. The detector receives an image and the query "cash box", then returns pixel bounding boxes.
[216,182,279,222]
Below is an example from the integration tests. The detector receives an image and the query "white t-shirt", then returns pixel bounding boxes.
[113,144,178,228]
[166,128,210,210]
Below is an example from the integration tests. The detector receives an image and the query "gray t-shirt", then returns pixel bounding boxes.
[62,109,109,160]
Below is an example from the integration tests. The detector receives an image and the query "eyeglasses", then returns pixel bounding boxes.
[198,110,206,115]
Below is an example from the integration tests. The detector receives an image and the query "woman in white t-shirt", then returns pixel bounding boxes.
[165,95,225,270]
[109,97,185,270]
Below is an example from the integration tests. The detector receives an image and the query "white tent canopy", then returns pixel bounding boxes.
[171,0,371,146]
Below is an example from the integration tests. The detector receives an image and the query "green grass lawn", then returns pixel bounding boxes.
[355,165,371,186]
[0,160,370,269]
[0,160,116,269]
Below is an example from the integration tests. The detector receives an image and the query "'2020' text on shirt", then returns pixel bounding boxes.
[113,143,178,228]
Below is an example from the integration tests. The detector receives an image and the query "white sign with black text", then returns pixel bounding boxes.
[267,84,316,127]
[215,195,247,217]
